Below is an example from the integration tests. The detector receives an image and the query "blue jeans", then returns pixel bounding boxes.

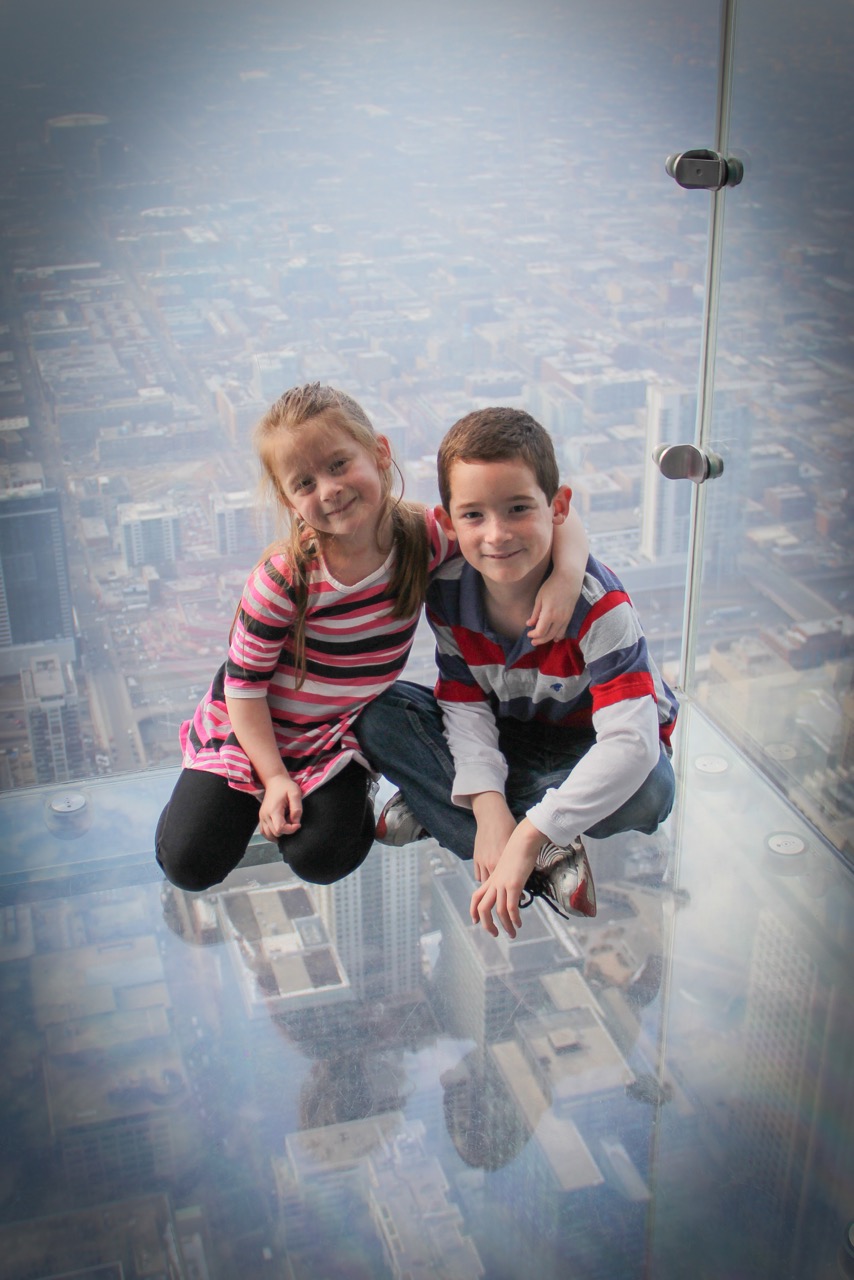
[355,681,675,858]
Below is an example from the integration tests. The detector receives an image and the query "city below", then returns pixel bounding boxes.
[0,2,851,1278]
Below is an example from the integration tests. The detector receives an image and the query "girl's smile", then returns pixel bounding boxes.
[277,418,391,546]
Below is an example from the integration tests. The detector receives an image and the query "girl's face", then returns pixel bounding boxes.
[275,417,391,541]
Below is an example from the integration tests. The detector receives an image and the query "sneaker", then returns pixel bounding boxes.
[521,838,597,920]
[375,792,428,846]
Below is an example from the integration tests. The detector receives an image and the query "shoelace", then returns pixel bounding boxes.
[519,870,574,921]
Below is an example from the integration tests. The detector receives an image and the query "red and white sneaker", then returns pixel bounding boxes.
[375,792,428,846]
[521,838,597,919]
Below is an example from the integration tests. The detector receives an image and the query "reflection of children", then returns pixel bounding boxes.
[357,407,678,935]
[156,386,588,893]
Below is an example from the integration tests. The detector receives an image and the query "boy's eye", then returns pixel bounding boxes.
[510,503,531,514]
[460,510,482,521]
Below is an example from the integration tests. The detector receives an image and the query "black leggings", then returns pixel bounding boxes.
[155,761,375,892]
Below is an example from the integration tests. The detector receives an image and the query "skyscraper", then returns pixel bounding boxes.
[313,844,421,1002]
[118,501,182,570]
[641,385,695,563]
[212,491,273,558]
[0,479,75,678]
[641,383,749,584]
[21,654,85,784]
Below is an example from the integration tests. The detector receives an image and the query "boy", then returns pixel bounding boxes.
[355,407,677,938]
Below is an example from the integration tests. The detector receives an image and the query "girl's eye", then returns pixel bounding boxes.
[330,458,347,473]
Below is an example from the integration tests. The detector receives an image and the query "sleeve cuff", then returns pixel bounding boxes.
[451,760,509,810]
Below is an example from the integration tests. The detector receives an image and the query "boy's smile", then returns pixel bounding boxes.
[438,458,571,598]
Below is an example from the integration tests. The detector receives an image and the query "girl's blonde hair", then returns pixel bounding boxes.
[244,382,429,686]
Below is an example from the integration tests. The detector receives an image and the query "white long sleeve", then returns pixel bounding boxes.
[525,696,661,846]
[439,697,507,805]
[442,692,662,846]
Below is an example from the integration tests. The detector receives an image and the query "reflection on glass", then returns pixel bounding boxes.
[0,0,851,1277]
[691,0,854,862]
[649,708,854,1280]
[1,767,682,1278]
[2,717,850,1278]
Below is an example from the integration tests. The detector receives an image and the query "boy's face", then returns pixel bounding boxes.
[437,458,571,590]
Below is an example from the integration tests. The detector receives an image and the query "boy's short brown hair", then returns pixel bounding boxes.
[437,407,560,510]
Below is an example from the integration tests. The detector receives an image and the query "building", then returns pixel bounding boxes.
[0,1193,191,1280]
[212,490,273,558]
[216,876,352,1018]
[429,861,581,1048]
[313,843,421,1002]
[118,501,182,570]
[0,477,75,677]
[641,383,750,583]
[32,934,194,1202]
[274,1115,484,1279]
[641,384,695,562]
[250,350,301,401]
[21,653,85,784]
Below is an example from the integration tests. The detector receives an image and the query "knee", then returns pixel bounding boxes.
[156,835,223,893]
[633,753,676,833]
[286,838,371,886]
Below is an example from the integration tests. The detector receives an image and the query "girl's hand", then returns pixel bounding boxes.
[527,589,569,645]
[528,502,588,644]
[259,773,303,840]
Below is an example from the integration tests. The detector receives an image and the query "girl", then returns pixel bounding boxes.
[155,384,587,892]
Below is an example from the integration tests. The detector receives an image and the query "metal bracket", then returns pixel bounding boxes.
[665,149,744,191]
[653,443,724,484]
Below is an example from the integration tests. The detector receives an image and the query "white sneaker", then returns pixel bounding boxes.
[375,792,428,846]
[521,838,597,919]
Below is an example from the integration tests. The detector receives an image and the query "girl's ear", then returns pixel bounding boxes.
[434,505,458,540]
[375,435,393,471]
[551,485,572,525]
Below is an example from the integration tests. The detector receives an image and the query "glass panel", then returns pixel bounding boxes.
[0,0,718,795]
[687,0,854,864]
[3,741,852,1277]
[648,707,854,1278]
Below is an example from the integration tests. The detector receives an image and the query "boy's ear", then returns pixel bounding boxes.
[551,485,572,525]
[375,434,393,470]
[434,505,458,541]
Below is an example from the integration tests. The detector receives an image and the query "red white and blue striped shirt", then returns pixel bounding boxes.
[427,553,678,847]
[181,508,452,797]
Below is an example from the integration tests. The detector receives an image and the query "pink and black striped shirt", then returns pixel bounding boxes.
[181,507,452,797]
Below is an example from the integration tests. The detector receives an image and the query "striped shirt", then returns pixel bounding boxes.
[427,553,679,846]
[181,508,452,797]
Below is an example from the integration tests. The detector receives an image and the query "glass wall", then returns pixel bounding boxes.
[2,3,852,1280]
[685,0,854,864]
[0,0,717,792]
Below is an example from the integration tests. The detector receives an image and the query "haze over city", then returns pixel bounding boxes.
[0,3,851,1277]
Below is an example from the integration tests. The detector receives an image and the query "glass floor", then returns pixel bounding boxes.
[0,702,851,1280]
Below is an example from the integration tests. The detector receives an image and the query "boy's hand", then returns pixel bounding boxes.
[470,819,544,938]
[259,773,303,839]
[471,791,517,882]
